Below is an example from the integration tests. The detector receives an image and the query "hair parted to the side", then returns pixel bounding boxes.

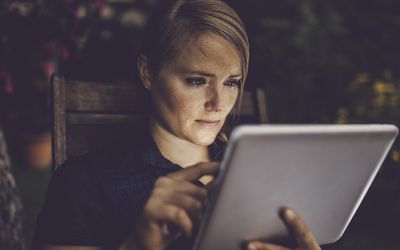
[140,0,250,143]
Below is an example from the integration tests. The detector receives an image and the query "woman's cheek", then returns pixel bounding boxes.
[165,95,197,124]
[225,91,239,113]
[158,84,186,113]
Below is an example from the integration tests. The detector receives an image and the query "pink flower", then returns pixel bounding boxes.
[5,80,13,94]
[0,70,13,94]
[60,46,70,60]
[92,0,104,13]
[43,61,56,78]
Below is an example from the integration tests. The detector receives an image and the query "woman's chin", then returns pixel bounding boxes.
[190,132,218,147]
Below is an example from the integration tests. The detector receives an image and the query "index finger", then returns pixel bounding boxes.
[280,207,321,250]
[168,162,220,182]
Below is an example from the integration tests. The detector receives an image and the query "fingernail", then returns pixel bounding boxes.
[285,208,295,220]
[247,242,258,250]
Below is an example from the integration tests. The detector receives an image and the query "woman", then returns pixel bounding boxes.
[34,0,321,249]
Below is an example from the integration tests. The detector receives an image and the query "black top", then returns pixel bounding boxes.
[33,127,225,250]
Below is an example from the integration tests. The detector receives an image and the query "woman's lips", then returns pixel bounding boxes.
[195,120,220,128]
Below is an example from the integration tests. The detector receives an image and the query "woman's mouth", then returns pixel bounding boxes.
[195,120,220,128]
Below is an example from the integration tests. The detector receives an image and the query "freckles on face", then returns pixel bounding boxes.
[153,74,187,112]
[151,32,242,146]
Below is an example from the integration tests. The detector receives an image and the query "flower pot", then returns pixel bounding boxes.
[19,131,51,170]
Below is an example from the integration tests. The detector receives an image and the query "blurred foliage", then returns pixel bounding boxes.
[0,0,154,131]
[228,0,400,123]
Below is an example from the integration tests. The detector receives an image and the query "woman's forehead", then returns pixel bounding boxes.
[170,33,242,76]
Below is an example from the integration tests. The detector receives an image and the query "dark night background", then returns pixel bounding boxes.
[0,0,399,249]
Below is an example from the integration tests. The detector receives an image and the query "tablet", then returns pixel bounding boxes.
[193,124,398,250]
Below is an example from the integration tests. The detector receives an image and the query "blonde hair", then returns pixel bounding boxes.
[141,0,250,143]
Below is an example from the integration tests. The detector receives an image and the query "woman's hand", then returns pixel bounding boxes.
[247,207,321,250]
[122,162,219,250]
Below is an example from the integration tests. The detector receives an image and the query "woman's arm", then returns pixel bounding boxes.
[119,162,220,250]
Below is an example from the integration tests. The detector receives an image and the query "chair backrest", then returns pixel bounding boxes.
[51,75,268,170]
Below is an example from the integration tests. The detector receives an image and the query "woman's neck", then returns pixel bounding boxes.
[149,116,210,168]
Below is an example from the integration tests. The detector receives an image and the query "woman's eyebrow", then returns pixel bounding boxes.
[182,70,242,78]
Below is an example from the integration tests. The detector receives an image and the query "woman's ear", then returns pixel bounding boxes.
[137,54,153,90]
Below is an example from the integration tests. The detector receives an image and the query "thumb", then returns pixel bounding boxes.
[205,179,216,193]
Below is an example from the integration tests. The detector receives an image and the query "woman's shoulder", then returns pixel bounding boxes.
[34,128,153,248]
[56,147,142,185]
[33,149,120,249]
[57,124,151,173]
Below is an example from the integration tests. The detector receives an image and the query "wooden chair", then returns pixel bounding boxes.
[51,75,268,170]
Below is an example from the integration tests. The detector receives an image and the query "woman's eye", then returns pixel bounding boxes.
[225,79,241,88]
[186,77,206,86]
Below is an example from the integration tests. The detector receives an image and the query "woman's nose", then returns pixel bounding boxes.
[205,87,225,112]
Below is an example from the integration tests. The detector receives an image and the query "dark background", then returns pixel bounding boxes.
[0,0,399,249]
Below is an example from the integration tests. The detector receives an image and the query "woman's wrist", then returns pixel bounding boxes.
[119,225,143,250]
[119,235,141,250]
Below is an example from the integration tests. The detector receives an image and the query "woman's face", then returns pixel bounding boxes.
[148,32,242,146]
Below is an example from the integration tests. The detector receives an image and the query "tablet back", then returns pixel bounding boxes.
[193,125,398,250]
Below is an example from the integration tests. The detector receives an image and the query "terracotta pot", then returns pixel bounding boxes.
[20,131,51,170]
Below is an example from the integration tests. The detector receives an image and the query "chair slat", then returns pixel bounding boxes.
[66,123,137,157]
[51,76,67,169]
[237,91,255,115]
[65,81,148,114]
